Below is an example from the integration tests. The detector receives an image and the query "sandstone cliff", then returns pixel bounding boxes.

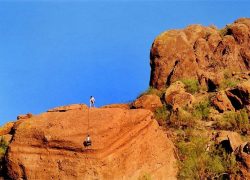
[150,18,250,90]
[4,106,176,180]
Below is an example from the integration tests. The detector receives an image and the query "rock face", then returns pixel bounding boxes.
[132,94,163,111]
[228,80,250,106]
[211,91,235,112]
[5,106,176,180]
[150,18,250,89]
[211,81,250,112]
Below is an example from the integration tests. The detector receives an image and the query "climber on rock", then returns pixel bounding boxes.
[90,96,95,108]
[84,134,92,147]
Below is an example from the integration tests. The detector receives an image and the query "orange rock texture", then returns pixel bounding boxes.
[6,107,176,180]
[150,18,250,89]
[132,94,163,111]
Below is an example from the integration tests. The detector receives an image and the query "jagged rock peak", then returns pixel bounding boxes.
[150,18,250,89]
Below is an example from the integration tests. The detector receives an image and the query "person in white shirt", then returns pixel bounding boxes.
[86,134,91,143]
[90,96,95,108]
[85,134,91,146]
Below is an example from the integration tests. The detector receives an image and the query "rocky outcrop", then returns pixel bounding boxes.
[5,106,176,180]
[165,81,185,95]
[17,113,32,120]
[101,103,130,109]
[228,80,250,106]
[132,94,163,111]
[235,142,250,178]
[0,122,14,136]
[211,80,250,112]
[214,132,250,179]
[47,104,88,112]
[225,91,244,110]
[211,91,235,112]
[164,81,194,110]
[150,18,250,89]
[215,131,243,152]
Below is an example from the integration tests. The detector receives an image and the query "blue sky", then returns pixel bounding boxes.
[0,1,249,124]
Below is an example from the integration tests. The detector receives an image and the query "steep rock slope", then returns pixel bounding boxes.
[5,107,176,180]
[150,18,250,89]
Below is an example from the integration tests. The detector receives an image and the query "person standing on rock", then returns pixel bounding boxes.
[90,96,95,108]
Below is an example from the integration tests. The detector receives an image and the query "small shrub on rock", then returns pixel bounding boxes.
[0,137,8,174]
[154,105,171,126]
[193,100,211,120]
[215,109,249,132]
[138,173,152,180]
[138,86,165,98]
[221,79,240,89]
[169,108,197,128]
[180,79,199,94]
[0,137,8,158]
[220,70,240,89]
[176,130,241,179]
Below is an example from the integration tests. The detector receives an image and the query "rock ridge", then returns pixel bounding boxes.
[150,18,250,89]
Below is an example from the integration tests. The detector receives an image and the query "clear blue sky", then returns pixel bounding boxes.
[0,1,249,124]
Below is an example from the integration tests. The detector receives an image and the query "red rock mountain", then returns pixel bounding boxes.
[5,107,176,180]
[150,18,250,89]
[2,18,250,180]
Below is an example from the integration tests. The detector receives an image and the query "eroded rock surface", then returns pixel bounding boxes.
[17,113,32,120]
[6,107,176,180]
[132,94,163,111]
[47,104,88,112]
[228,80,250,106]
[211,91,235,112]
[150,18,250,89]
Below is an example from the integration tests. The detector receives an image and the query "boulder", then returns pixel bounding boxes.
[211,91,235,112]
[150,18,250,89]
[198,71,223,91]
[229,80,250,105]
[47,104,88,112]
[167,92,194,111]
[132,94,163,111]
[215,80,250,111]
[230,22,250,44]
[165,81,185,95]
[235,142,250,178]
[164,81,194,110]
[215,131,243,153]
[6,108,176,180]
[17,113,32,120]
[225,91,244,110]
